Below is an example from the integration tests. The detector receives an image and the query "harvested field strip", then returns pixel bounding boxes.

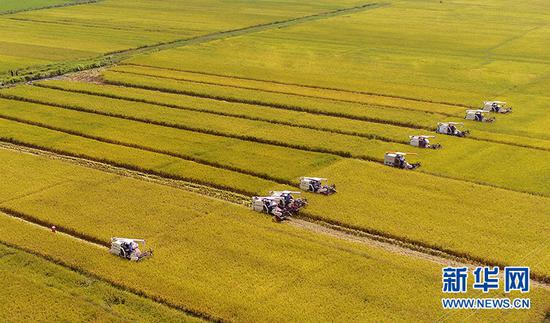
[112,65,461,116]
[35,81,414,144]
[1,3,386,85]
[101,71,434,130]
[0,217,219,322]
[0,140,251,205]
[99,72,550,152]
[0,89,405,163]
[121,62,476,110]
[0,114,297,187]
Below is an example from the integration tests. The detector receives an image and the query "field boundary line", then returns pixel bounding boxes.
[33,82,408,145]
[0,0,100,16]
[0,140,251,205]
[109,68,459,117]
[0,215,220,322]
[0,2,387,85]
[121,63,476,110]
[2,140,548,286]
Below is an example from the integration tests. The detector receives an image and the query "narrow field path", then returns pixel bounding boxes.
[1,141,548,287]
[1,2,388,85]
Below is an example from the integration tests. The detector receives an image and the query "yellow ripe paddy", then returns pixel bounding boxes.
[0,0,549,321]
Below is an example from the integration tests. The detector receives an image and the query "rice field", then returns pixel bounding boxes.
[1,0,549,321]
[1,149,549,321]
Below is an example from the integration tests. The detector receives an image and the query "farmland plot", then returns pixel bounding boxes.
[126,0,550,141]
[0,244,196,322]
[3,84,550,196]
[0,97,549,278]
[0,149,549,321]
[0,0,371,75]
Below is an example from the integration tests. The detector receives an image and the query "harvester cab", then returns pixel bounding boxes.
[436,122,469,137]
[483,101,512,114]
[110,238,152,261]
[409,135,441,149]
[299,177,337,195]
[384,152,420,170]
[465,110,495,123]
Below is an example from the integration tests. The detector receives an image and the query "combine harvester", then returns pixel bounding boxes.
[299,177,337,195]
[409,135,441,149]
[252,191,307,222]
[465,110,495,123]
[110,238,153,261]
[483,101,512,113]
[384,152,420,170]
[436,122,469,137]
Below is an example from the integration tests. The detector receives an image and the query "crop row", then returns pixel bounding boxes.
[1,149,549,322]
[0,242,196,322]
[101,70,442,130]
[37,80,550,152]
[0,85,414,162]
[100,69,550,151]
[2,88,550,195]
[0,118,277,195]
[37,80,413,144]
[113,63,466,115]
[1,108,549,278]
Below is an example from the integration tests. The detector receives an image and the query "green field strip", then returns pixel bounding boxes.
[0,2,387,85]
[0,242,201,323]
[1,150,549,321]
[113,64,464,116]
[0,140,250,206]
